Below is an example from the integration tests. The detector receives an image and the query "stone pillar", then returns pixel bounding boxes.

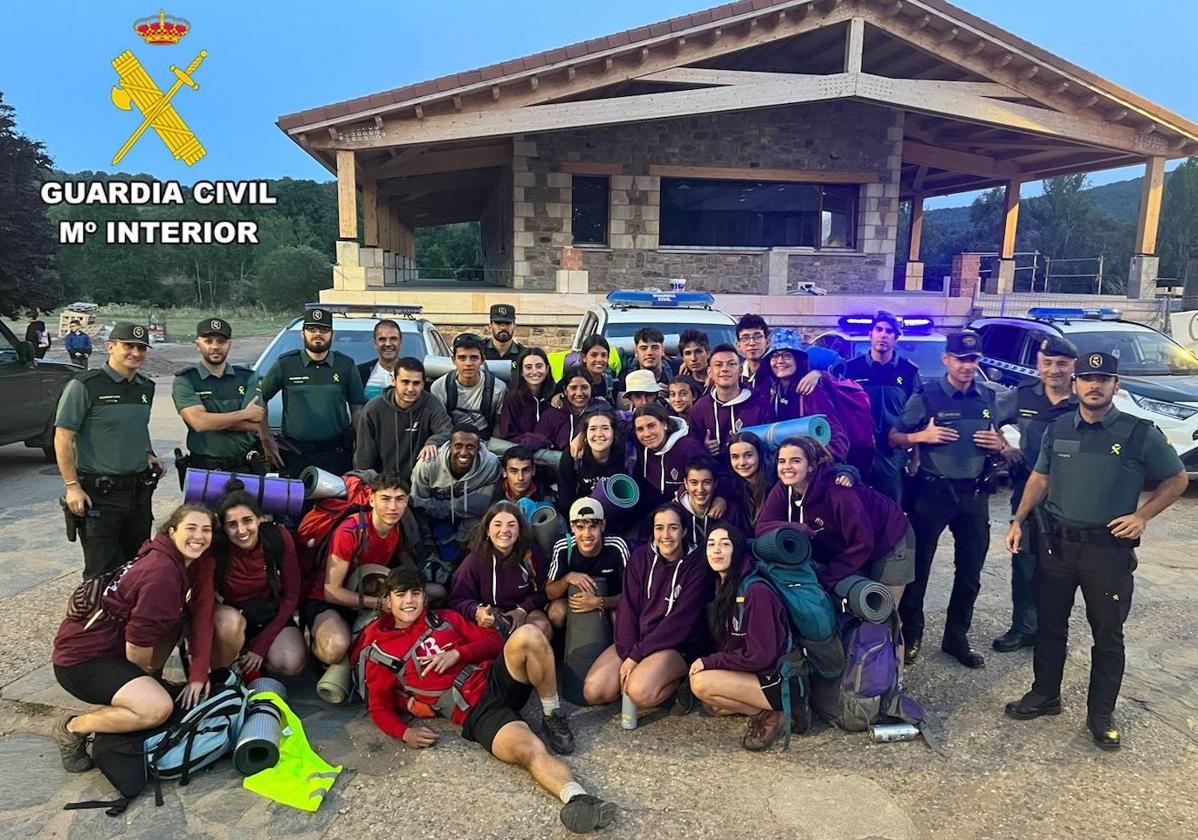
[555,246,589,293]
[949,253,982,298]
[900,261,924,291]
[1127,255,1160,300]
[766,250,789,295]
[993,258,1016,295]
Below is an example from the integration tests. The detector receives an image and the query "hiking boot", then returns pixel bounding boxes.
[670,681,695,716]
[1004,692,1062,721]
[742,710,786,752]
[992,629,1036,653]
[560,793,617,833]
[53,713,93,773]
[542,709,576,755]
[904,638,922,666]
[1087,714,1121,751]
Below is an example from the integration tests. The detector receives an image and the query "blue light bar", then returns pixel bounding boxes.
[901,316,933,329]
[838,314,935,333]
[1028,307,1122,322]
[606,290,715,309]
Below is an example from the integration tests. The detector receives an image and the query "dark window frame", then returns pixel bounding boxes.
[571,175,610,247]
[659,177,859,250]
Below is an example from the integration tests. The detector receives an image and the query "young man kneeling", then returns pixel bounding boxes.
[359,566,616,833]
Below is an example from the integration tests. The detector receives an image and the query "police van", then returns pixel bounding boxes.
[968,307,1198,475]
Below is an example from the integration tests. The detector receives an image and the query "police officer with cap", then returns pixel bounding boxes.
[483,303,525,363]
[990,334,1078,653]
[259,306,367,477]
[54,322,163,579]
[171,318,268,487]
[889,329,1007,668]
[1004,351,1186,750]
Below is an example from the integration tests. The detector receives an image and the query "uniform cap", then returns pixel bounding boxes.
[1076,351,1118,377]
[303,307,333,328]
[197,317,232,338]
[489,303,516,322]
[110,322,151,346]
[623,369,659,394]
[945,330,983,357]
[569,497,605,522]
[1037,334,1078,359]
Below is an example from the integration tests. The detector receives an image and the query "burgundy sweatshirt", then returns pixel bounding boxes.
[688,387,774,455]
[763,379,850,464]
[701,573,788,676]
[53,534,215,682]
[216,525,302,657]
[614,543,713,661]
[449,545,549,618]
[756,465,910,588]
[496,388,552,440]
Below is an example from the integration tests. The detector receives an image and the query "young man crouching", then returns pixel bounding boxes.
[358,565,616,833]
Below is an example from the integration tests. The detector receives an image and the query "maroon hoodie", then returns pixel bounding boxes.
[449,545,549,618]
[634,415,708,509]
[614,543,714,661]
[53,533,216,682]
[688,387,774,456]
[700,562,788,676]
[762,379,850,464]
[495,388,552,440]
[756,464,910,589]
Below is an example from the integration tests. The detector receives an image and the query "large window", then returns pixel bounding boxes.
[660,178,857,249]
[571,175,609,246]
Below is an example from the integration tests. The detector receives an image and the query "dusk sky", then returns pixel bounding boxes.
[2,0,1193,207]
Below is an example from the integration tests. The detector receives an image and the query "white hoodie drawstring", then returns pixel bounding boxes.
[646,549,686,616]
[786,485,805,524]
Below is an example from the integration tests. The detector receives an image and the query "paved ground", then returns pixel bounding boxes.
[1,341,1195,839]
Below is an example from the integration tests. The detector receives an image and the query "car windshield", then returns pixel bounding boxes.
[605,322,739,349]
[254,325,422,372]
[1068,328,1198,376]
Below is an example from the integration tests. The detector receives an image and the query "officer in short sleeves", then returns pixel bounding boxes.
[172,318,267,483]
[888,330,1007,669]
[259,307,366,478]
[1004,352,1186,750]
[54,322,162,579]
[483,303,525,364]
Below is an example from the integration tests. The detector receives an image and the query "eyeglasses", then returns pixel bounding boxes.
[738,332,767,343]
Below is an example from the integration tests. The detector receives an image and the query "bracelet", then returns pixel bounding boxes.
[64,481,79,488]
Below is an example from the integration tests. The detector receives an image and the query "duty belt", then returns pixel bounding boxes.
[1050,517,1139,548]
[79,471,152,490]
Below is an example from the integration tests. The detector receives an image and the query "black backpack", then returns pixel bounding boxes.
[445,371,497,438]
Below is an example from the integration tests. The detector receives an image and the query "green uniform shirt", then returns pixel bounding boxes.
[259,349,366,442]
[1034,406,1184,527]
[54,363,154,475]
[172,363,261,458]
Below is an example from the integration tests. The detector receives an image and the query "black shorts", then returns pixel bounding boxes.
[461,651,533,754]
[54,657,147,706]
[245,614,300,647]
[300,599,357,633]
[757,673,786,712]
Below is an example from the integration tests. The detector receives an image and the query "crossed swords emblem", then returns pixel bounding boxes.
[110,49,207,166]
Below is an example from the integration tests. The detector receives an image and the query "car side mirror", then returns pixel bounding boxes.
[15,341,35,364]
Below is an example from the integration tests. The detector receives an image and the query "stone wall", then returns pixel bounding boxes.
[512,101,901,294]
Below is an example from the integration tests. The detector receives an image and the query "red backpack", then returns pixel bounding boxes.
[296,474,373,588]
[819,377,877,473]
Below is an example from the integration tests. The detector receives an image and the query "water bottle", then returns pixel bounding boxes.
[620,692,638,730]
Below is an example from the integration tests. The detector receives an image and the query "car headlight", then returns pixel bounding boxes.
[1129,392,1198,421]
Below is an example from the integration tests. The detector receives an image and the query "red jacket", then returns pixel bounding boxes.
[216,525,302,657]
[53,534,216,683]
[357,609,504,740]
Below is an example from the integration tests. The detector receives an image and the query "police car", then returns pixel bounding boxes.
[253,303,450,431]
[549,289,739,380]
[968,307,1198,474]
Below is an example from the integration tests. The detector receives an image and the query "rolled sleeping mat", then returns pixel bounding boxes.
[516,497,555,523]
[487,437,563,471]
[590,474,640,519]
[751,526,813,567]
[234,676,289,776]
[347,563,393,635]
[316,657,352,704]
[300,466,347,500]
[529,505,562,560]
[424,356,514,384]
[834,575,895,624]
[739,415,832,451]
[183,468,305,520]
[560,578,611,707]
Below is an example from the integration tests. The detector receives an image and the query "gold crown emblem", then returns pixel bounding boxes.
[134,9,190,45]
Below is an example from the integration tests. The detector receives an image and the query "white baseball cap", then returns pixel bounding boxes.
[569,498,605,522]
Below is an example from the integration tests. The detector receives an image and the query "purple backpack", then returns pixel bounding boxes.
[811,612,928,737]
[820,377,877,472]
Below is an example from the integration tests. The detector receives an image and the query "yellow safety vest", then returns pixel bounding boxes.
[242,691,342,812]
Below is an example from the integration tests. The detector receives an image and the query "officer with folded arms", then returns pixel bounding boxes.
[259,307,367,478]
[1004,351,1186,750]
[54,322,163,580]
[172,318,268,486]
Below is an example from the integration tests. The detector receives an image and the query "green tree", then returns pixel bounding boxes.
[1158,157,1198,279]
[416,222,481,278]
[254,245,330,309]
[0,92,60,315]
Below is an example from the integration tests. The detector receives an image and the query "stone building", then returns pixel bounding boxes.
[277,0,1198,310]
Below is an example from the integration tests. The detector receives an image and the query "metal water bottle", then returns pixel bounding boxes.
[869,723,920,743]
[620,692,638,730]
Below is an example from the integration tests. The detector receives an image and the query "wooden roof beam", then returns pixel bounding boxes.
[902,140,1022,179]
[365,144,511,179]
